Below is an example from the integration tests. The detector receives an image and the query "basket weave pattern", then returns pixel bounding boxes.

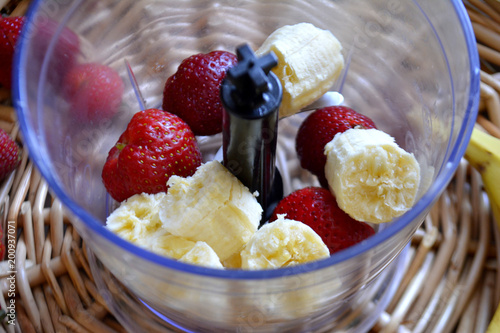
[1,1,500,332]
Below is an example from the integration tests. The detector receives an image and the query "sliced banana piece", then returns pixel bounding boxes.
[256,22,344,118]
[324,128,421,223]
[106,192,200,260]
[179,241,224,269]
[106,192,166,246]
[240,215,329,270]
[149,231,197,259]
[159,160,262,261]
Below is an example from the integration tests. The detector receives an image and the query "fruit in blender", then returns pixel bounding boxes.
[102,108,202,202]
[63,63,124,122]
[162,50,238,136]
[0,128,20,181]
[239,215,330,270]
[325,128,421,223]
[0,16,25,89]
[159,160,262,262]
[270,187,375,254]
[103,21,422,269]
[255,22,344,118]
[295,106,377,188]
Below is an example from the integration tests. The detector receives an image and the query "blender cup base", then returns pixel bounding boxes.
[86,244,409,333]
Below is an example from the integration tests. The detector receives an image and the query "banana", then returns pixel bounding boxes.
[149,232,197,259]
[178,241,224,269]
[255,22,344,118]
[105,192,200,259]
[464,127,500,228]
[240,215,330,270]
[488,306,500,333]
[324,128,421,224]
[464,129,500,333]
[159,160,262,261]
[106,192,166,246]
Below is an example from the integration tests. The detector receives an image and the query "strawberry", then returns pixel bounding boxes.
[0,16,80,90]
[295,106,377,188]
[0,128,20,181]
[102,108,203,202]
[162,50,238,136]
[0,16,25,89]
[63,63,124,122]
[33,18,80,85]
[270,187,375,254]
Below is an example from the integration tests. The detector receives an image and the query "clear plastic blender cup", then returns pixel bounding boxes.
[14,0,480,331]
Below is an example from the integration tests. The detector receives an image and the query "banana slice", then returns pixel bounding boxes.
[240,215,329,270]
[255,22,344,118]
[106,192,166,246]
[179,241,224,269]
[149,231,197,259]
[159,160,262,261]
[106,192,200,260]
[324,128,421,223]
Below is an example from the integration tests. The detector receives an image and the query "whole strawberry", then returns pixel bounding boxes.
[102,108,202,202]
[162,51,238,136]
[63,63,124,122]
[0,128,20,181]
[296,106,376,187]
[270,187,375,254]
[33,18,80,85]
[0,16,25,89]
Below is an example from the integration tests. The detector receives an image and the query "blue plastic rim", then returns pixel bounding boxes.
[13,0,481,279]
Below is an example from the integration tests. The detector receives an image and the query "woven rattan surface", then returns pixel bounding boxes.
[1,0,500,332]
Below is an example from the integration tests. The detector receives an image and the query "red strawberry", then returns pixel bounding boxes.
[0,128,20,181]
[102,108,202,202]
[33,18,80,86]
[63,63,124,122]
[270,187,375,254]
[0,16,25,89]
[162,50,238,136]
[295,106,377,188]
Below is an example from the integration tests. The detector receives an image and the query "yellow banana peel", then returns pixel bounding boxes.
[488,306,500,333]
[464,128,500,227]
[464,128,500,333]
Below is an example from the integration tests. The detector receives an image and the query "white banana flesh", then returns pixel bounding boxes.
[149,232,197,259]
[106,193,200,260]
[256,22,344,118]
[159,160,262,261]
[240,215,329,270]
[178,241,224,269]
[324,128,421,223]
[106,192,167,248]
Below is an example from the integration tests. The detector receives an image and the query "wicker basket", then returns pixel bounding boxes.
[1,1,500,332]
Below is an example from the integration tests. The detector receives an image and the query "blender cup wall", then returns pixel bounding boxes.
[14,0,479,331]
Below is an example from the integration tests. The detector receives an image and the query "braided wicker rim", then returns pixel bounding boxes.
[1,0,499,332]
